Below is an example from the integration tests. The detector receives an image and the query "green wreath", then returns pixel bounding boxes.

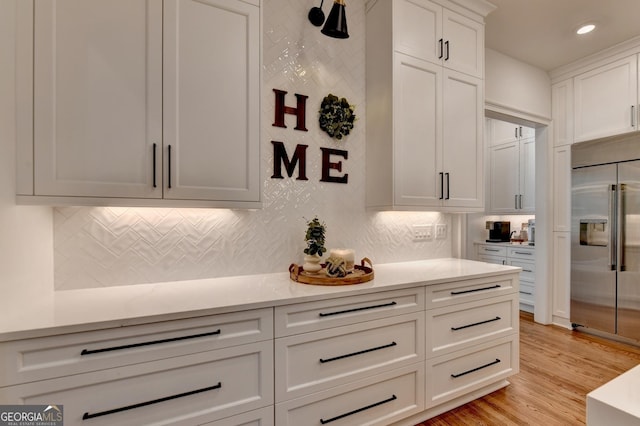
[318,94,356,140]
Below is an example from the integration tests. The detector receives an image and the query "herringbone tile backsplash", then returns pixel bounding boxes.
[53,0,452,290]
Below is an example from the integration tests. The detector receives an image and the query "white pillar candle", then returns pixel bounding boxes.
[330,248,355,271]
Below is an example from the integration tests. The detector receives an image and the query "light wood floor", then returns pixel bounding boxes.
[417,312,640,426]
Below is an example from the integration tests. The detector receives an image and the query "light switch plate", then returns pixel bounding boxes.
[436,224,447,239]
[412,224,433,241]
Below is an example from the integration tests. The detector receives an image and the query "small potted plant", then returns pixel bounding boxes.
[303,216,326,272]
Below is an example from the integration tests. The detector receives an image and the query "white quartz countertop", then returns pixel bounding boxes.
[0,258,519,341]
[587,364,640,425]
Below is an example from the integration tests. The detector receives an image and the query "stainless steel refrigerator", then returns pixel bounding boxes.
[571,137,640,341]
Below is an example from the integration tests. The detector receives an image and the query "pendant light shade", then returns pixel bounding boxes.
[321,0,349,39]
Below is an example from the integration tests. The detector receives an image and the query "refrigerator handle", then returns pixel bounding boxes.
[620,183,627,272]
[610,184,617,271]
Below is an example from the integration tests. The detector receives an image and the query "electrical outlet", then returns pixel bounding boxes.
[436,224,447,239]
[412,224,433,241]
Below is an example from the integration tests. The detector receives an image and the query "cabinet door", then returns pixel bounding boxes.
[574,55,638,142]
[519,138,536,212]
[442,8,484,78]
[553,145,571,232]
[488,142,519,213]
[442,70,483,208]
[33,0,162,198]
[163,0,260,202]
[489,119,518,146]
[552,80,574,147]
[394,0,442,66]
[553,232,571,321]
[393,54,442,207]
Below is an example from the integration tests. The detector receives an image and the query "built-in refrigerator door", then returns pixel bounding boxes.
[571,163,617,334]
[617,160,640,340]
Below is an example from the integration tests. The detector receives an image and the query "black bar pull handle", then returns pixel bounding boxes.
[81,329,221,356]
[439,172,444,200]
[520,291,533,296]
[319,342,397,363]
[451,284,501,295]
[445,172,450,200]
[320,395,397,424]
[438,38,444,59]
[451,359,501,378]
[318,301,396,317]
[167,145,172,189]
[444,40,450,60]
[451,316,501,331]
[82,382,221,420]
[152,143,157,188]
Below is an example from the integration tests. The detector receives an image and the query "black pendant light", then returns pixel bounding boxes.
[308,0,326,27]
[321,0,349,39]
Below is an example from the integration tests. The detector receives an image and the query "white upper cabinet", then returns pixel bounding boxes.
[487,118,535,214]
[18,0,261,207]
[32,0,163,199]
[573,55,638,143]
[366,0,488,212]
[552,79,574,147]
[394,0,484,78]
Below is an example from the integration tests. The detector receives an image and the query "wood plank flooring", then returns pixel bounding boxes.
[417,312,640,426]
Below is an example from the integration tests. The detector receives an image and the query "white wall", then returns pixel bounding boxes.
[485,48,552,120]
[0,0,54,312]
[43,0,453,290]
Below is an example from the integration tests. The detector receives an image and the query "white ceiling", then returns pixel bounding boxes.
[485,0,640,71]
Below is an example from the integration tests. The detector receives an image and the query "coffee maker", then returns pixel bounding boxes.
[486,221,511,242]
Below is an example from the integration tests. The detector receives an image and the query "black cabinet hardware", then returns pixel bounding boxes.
[450,284,500,295]
[445,172,450,200]
[152,143,157,188]
[519,291,533,296]
[82,382,221,420]
[444,40,450,60]
[318,301,396,317]
[319,394,397,424]
[439,172,444,200]
[167,145,172,189]
[451,359,501,378]
[80,329,221,355]
[438,38,444,59]
[319,342,397,363]
[451,316,501,331]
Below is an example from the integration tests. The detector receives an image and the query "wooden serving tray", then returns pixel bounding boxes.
[289,258,374,286]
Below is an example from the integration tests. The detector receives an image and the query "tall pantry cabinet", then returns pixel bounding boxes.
[365,0,494,211]
[16,0,261,208]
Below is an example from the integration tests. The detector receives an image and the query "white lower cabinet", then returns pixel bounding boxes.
[2,341,273,426]
[275,364,425,426]
[0,271,520,425]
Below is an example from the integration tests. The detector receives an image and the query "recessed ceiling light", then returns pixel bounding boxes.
[577,24,596,35]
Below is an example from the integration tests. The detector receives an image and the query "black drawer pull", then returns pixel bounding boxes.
[451,316,501,331]
[81,329,221,356]
[451,285,501,296]
[319,301,397,317]
[319,394,397,424]
[484,248,500,252]
[520,291,533,296]
[514,251,532,256]
[319,342,397,363]
[522,269,533,273]
[451,358,501,378]
[82,382,221,420]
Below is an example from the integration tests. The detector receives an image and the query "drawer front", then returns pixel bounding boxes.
[509,259,535,280]
[275,287,424,337]
[426,294,518,358]
[520,282,535,305]
[275,363,424,426]
[477,245,507,257]
[426,335,519,408]
[275,312,425,401]
[507,246,535,260]
[201,406,273,426]
[1,308,273,386]
[426,275,518,309]
[478,254,506,265]
[2,341,274,426]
